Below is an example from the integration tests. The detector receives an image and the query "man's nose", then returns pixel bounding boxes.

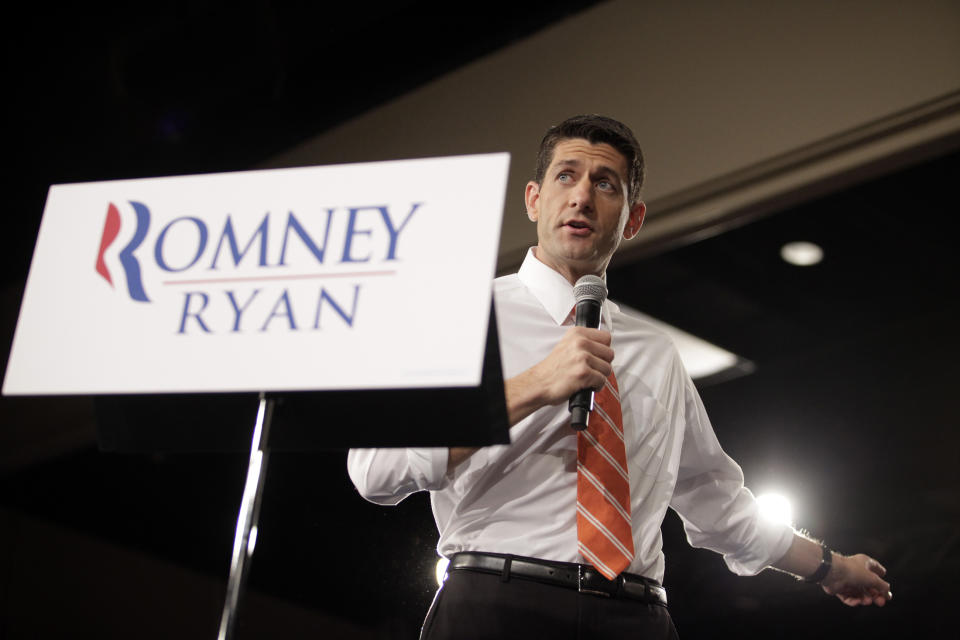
[569,178,594,210]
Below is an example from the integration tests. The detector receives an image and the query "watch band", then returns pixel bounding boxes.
[804,543,833,584]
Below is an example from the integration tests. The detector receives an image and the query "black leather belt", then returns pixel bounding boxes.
[447,552,667,607]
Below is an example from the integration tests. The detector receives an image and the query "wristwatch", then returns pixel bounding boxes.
[804,543,833,584]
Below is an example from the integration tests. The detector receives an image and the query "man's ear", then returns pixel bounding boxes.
[623,201,646,240]
[525,181,541,222]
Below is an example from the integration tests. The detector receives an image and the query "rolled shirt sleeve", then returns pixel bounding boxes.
[669,377,794,575]
[347,447,450,505]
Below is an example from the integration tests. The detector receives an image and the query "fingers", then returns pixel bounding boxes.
[858,555,891,595]
[866,557,887,577]
[568,327,614,360]
[532,327,616,405]
[565,328,614,386]
[838,589,890,607]
[573,326,612,346]
[564,352,611,394]
[827,554,893,608]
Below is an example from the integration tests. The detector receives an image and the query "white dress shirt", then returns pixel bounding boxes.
[347,249,793,582]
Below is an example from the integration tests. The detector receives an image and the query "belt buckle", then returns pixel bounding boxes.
[577,565,617,598]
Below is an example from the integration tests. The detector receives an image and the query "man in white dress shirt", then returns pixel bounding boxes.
[347,115,891,639]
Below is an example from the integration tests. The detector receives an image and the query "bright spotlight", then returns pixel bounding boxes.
[780,241,824,266]
[435,557,450,586]
[756,493,793,526]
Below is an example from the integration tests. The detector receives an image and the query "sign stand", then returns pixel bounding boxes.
[217,393,274,640]
[91,305,509,637]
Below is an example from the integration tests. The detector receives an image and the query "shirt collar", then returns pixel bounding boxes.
[517,248,617,327]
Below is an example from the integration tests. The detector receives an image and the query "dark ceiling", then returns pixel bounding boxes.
[2,2,958,639]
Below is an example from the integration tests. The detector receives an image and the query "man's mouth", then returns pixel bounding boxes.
[563,219,593,235]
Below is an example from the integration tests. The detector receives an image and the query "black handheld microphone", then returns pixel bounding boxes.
[568,275,607,431]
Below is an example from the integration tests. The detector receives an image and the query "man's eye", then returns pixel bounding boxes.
[597,180,614,191]
[558,173,571,183]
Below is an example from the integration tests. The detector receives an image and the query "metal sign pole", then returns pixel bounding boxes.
[218,392,274,640]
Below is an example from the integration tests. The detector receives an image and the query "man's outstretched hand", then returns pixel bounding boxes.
[773,534,892,607]
[821,553,892,607]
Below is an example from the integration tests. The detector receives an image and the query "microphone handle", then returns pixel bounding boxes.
[569,299,603,431]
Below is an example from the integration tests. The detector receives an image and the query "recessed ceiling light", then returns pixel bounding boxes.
[780,241,824,266]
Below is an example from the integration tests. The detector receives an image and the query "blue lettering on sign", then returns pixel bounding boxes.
[381,202,421,260]
[260,289,298,332]
[100,200,418,334]
[174,285,363,334]
[118,201,153,302]
[341,207,374,263]
[278,210,336,265]
[210,215,270,269]
[314,285,361,328]
[226,289,261,332]
[156,217,208,272]
[341,203,421,263]
[178,292,212,334]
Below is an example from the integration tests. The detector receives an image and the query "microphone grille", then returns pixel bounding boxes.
[573,275,607,304]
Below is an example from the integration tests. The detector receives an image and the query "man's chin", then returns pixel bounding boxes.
[540,250,606,274]
[560,244,604,265]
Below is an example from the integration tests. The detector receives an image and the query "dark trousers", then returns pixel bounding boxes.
[420,568,679,640]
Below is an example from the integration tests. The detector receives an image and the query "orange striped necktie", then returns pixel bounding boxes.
[576,371,635,579]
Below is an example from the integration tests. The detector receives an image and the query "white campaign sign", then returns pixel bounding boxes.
[3,153,509,395]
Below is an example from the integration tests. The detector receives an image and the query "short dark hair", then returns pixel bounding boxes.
[534,114,645,206]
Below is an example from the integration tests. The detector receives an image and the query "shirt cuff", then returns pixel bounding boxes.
[723,521,796,576]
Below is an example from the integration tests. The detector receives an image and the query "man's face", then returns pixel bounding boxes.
[525,138,646,284]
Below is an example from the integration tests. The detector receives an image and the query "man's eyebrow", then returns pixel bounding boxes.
[553,158,583,169]
[592,165,622,182]
[552,159,624,186]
